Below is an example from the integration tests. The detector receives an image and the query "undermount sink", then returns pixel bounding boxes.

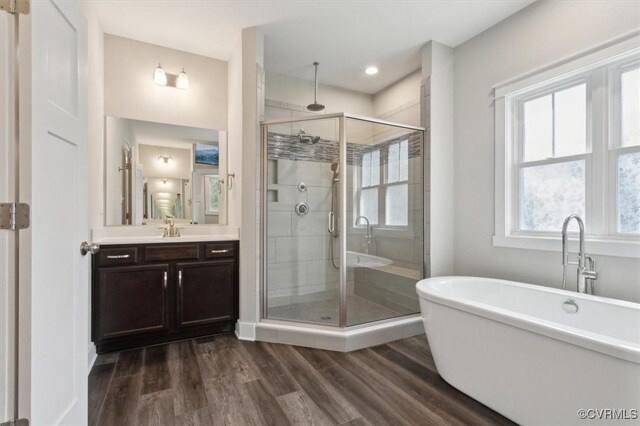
[346,251,392,268]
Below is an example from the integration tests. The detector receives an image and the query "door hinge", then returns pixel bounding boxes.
[1,418,29,426]
[0,0,30,14]
[0,203,30,230]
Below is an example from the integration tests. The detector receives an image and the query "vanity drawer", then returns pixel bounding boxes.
[97,247,138,267]
[205,243,235,259]
[145,244,200,262]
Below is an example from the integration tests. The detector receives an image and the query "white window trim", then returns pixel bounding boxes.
[493,34,640,259]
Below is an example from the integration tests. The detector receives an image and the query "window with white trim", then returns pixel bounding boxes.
[358,139,409,227]
[494,41,640,257]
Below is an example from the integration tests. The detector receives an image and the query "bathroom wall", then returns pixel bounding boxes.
[423,41,455,277]
[104,34,228,131]
[265,71,374,119]
[373,69,421,126]
[454,0,640,302]
[227,40,242,229]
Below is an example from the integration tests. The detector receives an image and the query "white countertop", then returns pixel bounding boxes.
[96,234,239,245]
[92,225,240,245]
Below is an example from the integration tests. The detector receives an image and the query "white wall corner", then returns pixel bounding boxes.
[422,41,455,277]
[239,27,264,328]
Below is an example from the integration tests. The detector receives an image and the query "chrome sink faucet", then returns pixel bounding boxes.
[355,215,373,254]
[561,214,597,294]
[159,219,181,237]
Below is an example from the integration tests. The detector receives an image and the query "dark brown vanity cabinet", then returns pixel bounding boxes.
[92,241,238,353]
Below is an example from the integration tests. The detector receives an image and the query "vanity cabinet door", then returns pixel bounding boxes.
[96,264,169,340]
[176,260,235,329]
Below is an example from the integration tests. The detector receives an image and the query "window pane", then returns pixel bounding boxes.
[371,149,380,185]
[361,150,380,187]
[399,140,409,181]
[554,84,586,157]
[520,160,585,231]
[617,151,640,234]
[385,184,408,226]
[388,143,399,182]
[360,188,378,225]
[362,152,371,187]
[524,95,553,161]
[622,67,639,147]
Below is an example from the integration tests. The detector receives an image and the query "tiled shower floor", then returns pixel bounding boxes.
[267,295,403,325]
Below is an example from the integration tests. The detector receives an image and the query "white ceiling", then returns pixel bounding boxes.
[91,0,534,94]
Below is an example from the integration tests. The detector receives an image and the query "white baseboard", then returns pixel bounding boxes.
[235,321,256,341]
[88,342,97,372]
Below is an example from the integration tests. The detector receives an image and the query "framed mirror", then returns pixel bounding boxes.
[104,116,227,226]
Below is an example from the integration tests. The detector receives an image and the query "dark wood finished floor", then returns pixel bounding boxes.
[89,334,515,426]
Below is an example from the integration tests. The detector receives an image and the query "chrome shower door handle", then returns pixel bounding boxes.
[328,211,335,234]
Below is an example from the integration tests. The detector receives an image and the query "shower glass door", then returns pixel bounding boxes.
[263,116,342,326]
[345,117,424,326]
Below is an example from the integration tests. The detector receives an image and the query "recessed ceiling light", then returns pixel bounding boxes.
[365,66,378,75]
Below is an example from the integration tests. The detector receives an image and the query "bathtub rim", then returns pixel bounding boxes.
[416,276,640,364]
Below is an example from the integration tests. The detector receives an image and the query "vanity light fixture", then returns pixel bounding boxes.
[176,68,190,90]
[153,63,167,86]
[153,64,190,90]
[158,155,173,164]
[365,66,379,75]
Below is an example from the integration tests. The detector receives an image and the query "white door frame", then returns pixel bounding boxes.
[0,10,19,425]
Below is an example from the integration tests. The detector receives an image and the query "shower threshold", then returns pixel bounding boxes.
[267,295,406,326]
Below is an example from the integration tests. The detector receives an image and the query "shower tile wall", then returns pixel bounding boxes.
[267,158,339,307]
[267,128,425,315]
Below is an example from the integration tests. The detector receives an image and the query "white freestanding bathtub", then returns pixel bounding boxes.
[416,276,640,426]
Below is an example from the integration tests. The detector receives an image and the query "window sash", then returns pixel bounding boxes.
[511,72,599,236]
[356,142,410,229]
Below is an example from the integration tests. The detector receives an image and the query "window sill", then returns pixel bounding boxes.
[493,234,640,259]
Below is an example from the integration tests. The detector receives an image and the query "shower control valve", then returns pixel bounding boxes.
[295,201,309,216]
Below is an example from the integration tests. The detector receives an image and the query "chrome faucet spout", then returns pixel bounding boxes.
[561,214,597,294]
[355,215,373,255]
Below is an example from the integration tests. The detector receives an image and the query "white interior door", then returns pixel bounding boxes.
[19,0,88,424]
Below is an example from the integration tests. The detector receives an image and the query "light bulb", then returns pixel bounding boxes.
[365,66,378,75]
[176,68,189,90]
[154,63,167,86]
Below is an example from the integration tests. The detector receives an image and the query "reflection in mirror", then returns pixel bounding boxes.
[104,116,227,226]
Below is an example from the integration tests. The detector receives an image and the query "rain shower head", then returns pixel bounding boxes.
[297,129,320,144]
[307,62,325,112]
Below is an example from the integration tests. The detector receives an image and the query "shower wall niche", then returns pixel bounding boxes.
[262,114,426,328]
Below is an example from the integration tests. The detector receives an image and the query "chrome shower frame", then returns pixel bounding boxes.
[260,112,426,328]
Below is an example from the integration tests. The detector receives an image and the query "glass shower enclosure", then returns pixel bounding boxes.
[262,113,425,328]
